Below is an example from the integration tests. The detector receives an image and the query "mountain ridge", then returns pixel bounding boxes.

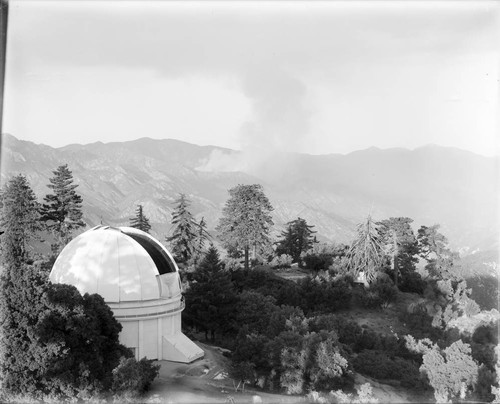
[1,133,498,256]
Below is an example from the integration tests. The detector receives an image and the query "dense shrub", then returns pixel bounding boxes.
[0,264,133,401]
[111,357,160,399]
[297,276,352,314]
[466,275,499,310]
[231,268,302,307]
[302,253,334,273]
[323,316,363,347]
[353,280,397,309]
[399,271,426,294]
[474,365,496,402]
[352,350,424,390]
[401,307,444,341]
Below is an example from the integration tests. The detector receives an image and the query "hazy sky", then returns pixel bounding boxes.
[3,1,499,156]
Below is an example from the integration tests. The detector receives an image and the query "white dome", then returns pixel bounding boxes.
[50,226,179,302]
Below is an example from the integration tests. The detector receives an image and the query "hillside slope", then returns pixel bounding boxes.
[1,134,498,255]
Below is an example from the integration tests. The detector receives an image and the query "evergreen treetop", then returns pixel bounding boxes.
[216,184,274,270]
[129,204,152,233]
[276,217,317,263]
[417,224,458,280]
[0,174,41,268]
[184,245,238,341]
[166,193,198,263]
[378,217,418,288]
[40,164,85,253]
[345,215,385,285]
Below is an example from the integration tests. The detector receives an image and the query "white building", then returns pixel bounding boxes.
[49,225,204,363]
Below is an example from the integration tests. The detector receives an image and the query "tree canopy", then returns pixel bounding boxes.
[0,175,42,269]
[417,224,457,279]
[345,215,385,285]
[276,217,317,264]
[0,263,131,400]
[379,217,418,288]
[192,216,211,264]
[40,164,85,254]
[183,245,238,341]
[166,194,197,263]
[129,204,152,233]
[216,184,274,270]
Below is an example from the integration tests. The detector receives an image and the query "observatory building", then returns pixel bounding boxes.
[49,225,204,363]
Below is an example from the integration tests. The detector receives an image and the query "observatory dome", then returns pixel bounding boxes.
[49,225,204,363]
[50,225,178,302]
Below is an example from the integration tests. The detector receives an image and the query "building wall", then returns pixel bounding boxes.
[114,307,184,360]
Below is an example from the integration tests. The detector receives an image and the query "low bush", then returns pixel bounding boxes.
[353,280,397,309]
[399,271,426,295]
[111,357,160,399]
[302,253,334,273]
[297,276,352,314]
[352,350,425,390]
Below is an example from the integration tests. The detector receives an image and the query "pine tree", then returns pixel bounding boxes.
[40,164,85,254]
[192,216,211,264]
[129,204,152,233]
[417,224,457,279]
[379,217,419,288]
[276,217,317,263]
[0,175,42,269]
[166,194,197,263]
[216,184,274,270]
[345,215,385,285]
[183,245,237,341]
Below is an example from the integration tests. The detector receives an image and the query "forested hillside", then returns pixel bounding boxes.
[1,134,498,254]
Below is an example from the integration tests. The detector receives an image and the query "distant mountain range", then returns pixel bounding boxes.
[1,134,498,258]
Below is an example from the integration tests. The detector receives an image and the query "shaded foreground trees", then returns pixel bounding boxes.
[216,184,274,270]
[0,263,159,401]
[0,174,41,269]
[0,171,160,401]
[183,245,238,341]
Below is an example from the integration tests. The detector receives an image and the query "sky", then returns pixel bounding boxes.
[3,0,499,156]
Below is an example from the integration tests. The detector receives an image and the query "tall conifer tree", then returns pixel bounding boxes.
[40,164,85,254]
[345,215,384,285]
[0,175,41,268]
[129,204,152,233]
[417,224,457,279]
[379,217,418,288]
[216,184,274,270]
[192,216,211,264]
[183,245,237,341]
[166,194,197,263]
[276,217,317,263]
